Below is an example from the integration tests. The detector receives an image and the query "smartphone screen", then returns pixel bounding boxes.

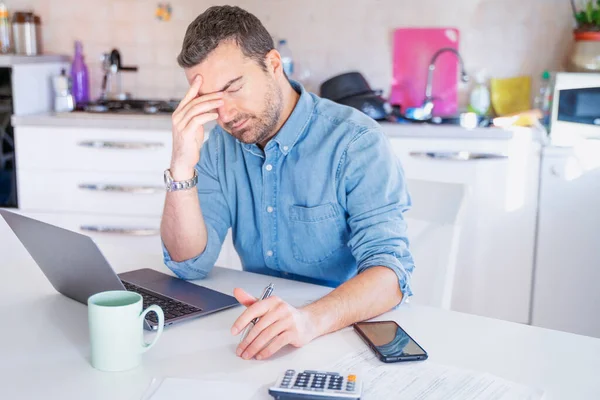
[354,321,427,361]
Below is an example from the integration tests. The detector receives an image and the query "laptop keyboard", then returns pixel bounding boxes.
[121,281,202,324]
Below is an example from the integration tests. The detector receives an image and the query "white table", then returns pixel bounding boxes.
[1,220,600,400]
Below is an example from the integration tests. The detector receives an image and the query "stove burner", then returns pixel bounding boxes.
[81,99,180,115]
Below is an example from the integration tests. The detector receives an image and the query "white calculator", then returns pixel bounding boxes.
[269,369,362,400]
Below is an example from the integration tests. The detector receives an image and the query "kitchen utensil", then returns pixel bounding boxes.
[52,68,75,112]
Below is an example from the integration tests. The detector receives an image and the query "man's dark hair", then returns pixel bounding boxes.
[177,5,274,70]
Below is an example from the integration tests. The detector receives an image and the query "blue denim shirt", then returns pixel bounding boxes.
[162,82,414,297]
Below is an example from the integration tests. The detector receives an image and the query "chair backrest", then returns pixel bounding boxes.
[404,179,468,309]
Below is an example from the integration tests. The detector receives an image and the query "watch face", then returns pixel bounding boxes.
[164,170,172,185]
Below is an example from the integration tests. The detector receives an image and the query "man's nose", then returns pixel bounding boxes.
[218,101,237,124]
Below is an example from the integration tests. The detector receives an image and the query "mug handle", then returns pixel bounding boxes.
[139,304,164,353]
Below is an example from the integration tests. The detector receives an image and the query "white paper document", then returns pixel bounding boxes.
[148,378,266,400]
[327,349,545,400]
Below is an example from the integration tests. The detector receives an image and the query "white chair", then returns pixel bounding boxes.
[404,179,468,309]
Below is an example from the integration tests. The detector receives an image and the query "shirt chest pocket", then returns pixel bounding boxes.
[289,203,345,264]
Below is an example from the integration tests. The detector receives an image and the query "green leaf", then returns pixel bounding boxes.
[577,10,589,24]
[587,0,595,22]
[594,9,600,25]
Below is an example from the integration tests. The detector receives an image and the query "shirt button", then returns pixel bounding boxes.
[265,164,273,171]
[266,250,273,257]
[283,146,289,151]
[266,206,274,213]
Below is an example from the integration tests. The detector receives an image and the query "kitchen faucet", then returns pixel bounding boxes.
[100,49,138,100]
[404,47,469,121]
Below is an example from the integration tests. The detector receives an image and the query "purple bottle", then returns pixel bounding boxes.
[70,41,89,107]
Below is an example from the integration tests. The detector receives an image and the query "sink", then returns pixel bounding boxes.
[392,112,492,128]
[431,113,492,128]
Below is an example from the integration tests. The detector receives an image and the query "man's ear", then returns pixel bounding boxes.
[264,48,283,76]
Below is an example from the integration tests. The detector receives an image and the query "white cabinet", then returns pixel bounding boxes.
[385,126,541,324]
[532,144,600,338]
[14,123,241,270]
[14,125,169,267]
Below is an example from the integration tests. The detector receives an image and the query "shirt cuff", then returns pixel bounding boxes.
[161,223,222,280]
[357,252,414,305]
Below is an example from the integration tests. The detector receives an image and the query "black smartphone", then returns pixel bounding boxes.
[353,320,428,363]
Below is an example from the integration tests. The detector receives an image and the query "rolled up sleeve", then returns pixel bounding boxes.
[339,128,415,301]
[162,131,231,280]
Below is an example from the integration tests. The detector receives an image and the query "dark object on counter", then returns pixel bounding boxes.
[320,72,379,101]
[337,93,392,121]
[320,72,392,121]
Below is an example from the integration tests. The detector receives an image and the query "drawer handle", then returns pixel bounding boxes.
[409,151,508,161]
[78,183,164,194]
[78,140,164,150]
[80,225,159,236]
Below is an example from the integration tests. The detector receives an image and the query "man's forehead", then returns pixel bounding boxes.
[184,42,249,94]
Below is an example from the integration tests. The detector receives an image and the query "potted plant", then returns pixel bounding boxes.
[568,0,600,71]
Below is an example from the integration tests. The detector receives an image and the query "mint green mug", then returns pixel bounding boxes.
[88,290,164,372]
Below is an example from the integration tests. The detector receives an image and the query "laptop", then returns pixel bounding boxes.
[0,210,239,330]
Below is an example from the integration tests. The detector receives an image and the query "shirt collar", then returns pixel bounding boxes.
[240,80,314,157]
[272,80,314,155]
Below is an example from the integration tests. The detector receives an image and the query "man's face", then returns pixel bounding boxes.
[184,41,283,145]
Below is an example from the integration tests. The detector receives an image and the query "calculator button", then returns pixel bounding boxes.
[285,369,295,375]
[347,374,356,382]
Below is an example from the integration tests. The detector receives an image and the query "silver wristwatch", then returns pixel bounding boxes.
[164,169,198,192]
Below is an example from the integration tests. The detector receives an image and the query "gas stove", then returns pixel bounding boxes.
[79,99,180,115]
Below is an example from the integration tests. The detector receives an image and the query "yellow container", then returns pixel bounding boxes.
[490,76,531,116]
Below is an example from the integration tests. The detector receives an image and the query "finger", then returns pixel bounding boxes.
[241,319,289,360]
[175,75,203,113]
[173,92,224,124]
[178,99,224,129]
[182,113,219,139]
[233,288,258,307]
[231,296,280,335]
[255,331,293,360]
[237,304,288,355]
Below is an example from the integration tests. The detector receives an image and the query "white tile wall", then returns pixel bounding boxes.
[5,0,573,103]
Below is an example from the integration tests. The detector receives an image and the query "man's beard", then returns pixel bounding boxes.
[225,81,283,145]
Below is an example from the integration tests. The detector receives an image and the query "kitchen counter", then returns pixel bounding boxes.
[0,54,69,66]
[12,112,543,141]
[12,112,174,131]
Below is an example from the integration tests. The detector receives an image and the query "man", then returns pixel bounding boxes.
[161,5,414,361]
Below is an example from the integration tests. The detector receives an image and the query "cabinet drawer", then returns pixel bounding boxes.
[18,170,166,216]
[13,211,164,273]
[389,138,511,184]
[15,126,172,173]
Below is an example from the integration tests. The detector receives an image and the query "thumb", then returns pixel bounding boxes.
[233,287,257,307]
